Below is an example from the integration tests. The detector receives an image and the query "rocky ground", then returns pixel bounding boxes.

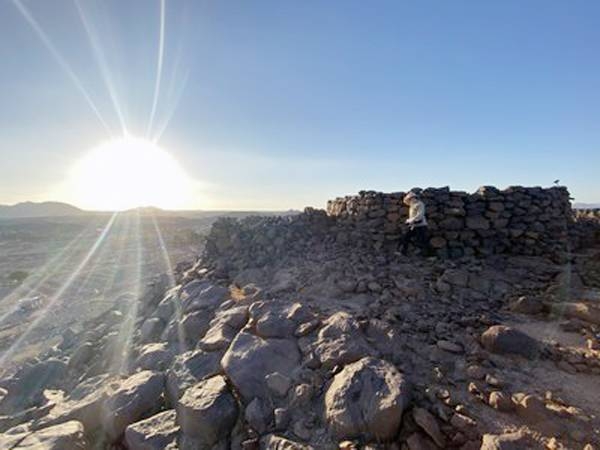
[0,213,599,449]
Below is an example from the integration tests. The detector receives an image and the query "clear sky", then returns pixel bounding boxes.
[1,0,599,210]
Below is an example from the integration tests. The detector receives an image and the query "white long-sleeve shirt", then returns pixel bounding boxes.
[406,200,427,227]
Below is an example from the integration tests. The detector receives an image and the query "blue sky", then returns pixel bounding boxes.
[1,0,599,210]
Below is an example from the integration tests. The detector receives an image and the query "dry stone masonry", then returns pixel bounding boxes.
[327,186,572,258]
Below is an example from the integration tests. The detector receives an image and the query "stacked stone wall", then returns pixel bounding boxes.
[572,208,600,248]
[327,186,572,258]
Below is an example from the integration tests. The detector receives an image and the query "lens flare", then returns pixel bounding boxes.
[67,136,194,211]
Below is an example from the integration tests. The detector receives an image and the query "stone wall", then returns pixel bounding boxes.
[327,186,572,258]
[572,209,600,248]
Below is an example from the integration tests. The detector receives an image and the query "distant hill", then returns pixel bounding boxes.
[0,201,84,219]
[573,202,600,209]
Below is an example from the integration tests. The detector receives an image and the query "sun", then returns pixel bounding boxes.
[68,137,194,211]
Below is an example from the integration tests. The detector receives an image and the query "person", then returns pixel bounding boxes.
[400,191,431,256]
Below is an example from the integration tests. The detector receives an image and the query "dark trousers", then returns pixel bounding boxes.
[401,226,430,255]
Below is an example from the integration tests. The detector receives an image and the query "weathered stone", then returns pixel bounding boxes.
[550,302,600,325]
[68,342,95,371]
[436,340,463,354]
[450,413,476,430]
[406,432,437,450]
[412,407,445,447]
[102,370,165,441]
[480,325,539,358]
[42,374,112,432]
[125,410,179,450]
[266,372,292,397]
[252,302,312,339]
[274,407,290,431]
[180,310,211,342]
[135,342,175,371]
[199,306,249,351]
[176,375,238,445]
[245,397,271,433]
[480,431,529,450]
[325,357,410,440]
[140,317,165,343]
[488,391,513,412]
[13,421,86,450]
[166,349,222,404]
[313,312,372,369]
[181,280,229,313]
[0,359,68,413]
[260,434,314,449]
[221,331,300,403]
[509,296,544,315]
[466,217,490,231]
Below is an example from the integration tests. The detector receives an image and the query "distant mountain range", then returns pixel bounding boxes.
[0,202,84,219]
[573,203,600,209]
[0,201,301,219]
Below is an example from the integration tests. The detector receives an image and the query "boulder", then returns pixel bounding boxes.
[125,409,179,450]
[488,391,513,412]
[42,374,112,431]
[266,372,292,397]
[313,312,372,369]
[509,296,544,315]
[176,375,238,445]
[412,407,445,447]
[550,302,600,325]
[514,394,562,436]
[68,342,95,371]
[245,397,271,433]
[251,302,313,339]
[406,432,438,450]
[166,349,222,405]
[180,310,211,343]
[0,423,31,449]
[199,306,249,351]
[140,318,165,343]
[221,331,300,403]
[325,357,410,440]
[181,280,228,313]
[480,431,529,449]
[135,342,175,371]
[0,359,68,413]
[480,325,539,358]
[102,370,165,441]
[13,421,86,450]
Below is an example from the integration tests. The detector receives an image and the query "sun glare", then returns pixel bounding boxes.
[69,137,194,211]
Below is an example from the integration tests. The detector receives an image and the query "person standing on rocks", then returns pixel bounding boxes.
[400,191,432,256]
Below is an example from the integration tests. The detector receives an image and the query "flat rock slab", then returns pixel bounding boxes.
[221,331,300,403]
[125,409,179,450]
[13,420,86,450]
[325,357,410,440]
